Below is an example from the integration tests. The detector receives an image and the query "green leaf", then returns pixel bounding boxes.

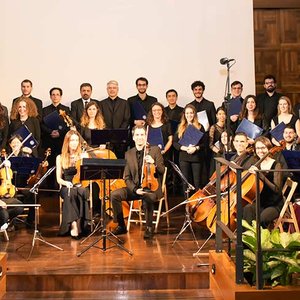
[270,229,281,246]
[242,236,257,252]
[270,264,285,280]
[270,255,300,269]
[244,249,256,261]
[261,229,273,249]
[242,219,255,232]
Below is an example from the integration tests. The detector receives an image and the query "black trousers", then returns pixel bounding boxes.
[111,187,157,227]
[0,197,24,226]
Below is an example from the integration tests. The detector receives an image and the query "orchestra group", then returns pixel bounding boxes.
[0,75,299,240]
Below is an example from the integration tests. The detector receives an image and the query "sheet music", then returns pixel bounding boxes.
[197,110,209,132]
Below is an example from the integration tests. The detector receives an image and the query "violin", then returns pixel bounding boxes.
[206,142,286,234]
[0,149,16,198]
[27,148,51,187]
[141,127,159,192]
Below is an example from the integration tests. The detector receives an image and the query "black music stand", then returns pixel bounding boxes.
[77,158,133,256]
[16,166,63,260]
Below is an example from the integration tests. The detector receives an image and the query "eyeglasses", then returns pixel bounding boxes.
[255,146,267,150]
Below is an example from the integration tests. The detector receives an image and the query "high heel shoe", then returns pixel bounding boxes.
[70,221,79,239]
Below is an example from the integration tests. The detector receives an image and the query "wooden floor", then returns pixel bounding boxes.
[0,192,216,299]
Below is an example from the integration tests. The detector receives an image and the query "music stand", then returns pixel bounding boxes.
[16,166,63,260]
[91,128,128,148]
[77,158,133,256]
[91,128,129,213]
[168,161,200,248]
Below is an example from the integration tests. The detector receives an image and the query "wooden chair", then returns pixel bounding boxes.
[126,167,170,233]
[0,227,9,241]
[274,177,299,233]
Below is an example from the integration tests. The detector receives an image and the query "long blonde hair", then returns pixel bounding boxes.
[10,96,38,120]
[277,96,292,115]
[177,104,201,138]
[80,101,105,129]
[60,130,82,169]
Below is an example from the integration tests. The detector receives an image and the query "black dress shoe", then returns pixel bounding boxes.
[71,235,81,240]
[112,226,127,235]
[144,226,153,239]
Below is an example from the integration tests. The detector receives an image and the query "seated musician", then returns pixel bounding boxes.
[283,125,300,151]
[111,126,165,239]
[0,155,24,230]
[230,132,252,168]
[56,130,89,239]
[243,136,283,228]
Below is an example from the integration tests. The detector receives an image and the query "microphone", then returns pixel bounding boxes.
[220,57,235,65]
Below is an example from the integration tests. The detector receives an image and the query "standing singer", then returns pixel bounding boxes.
[111,126,165,239]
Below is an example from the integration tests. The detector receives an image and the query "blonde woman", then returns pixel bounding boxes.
[271,96,300,145]
[56,130,88,239]
[173,104,205,191]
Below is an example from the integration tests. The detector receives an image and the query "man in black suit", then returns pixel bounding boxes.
[127,77,157,127]
[13,79,43,120]
[189,80,216,188]
[70,83,99,124]
[111,126,165,239]
[256,75,283,129]
[99,80,130,158]
[41,87,70,167]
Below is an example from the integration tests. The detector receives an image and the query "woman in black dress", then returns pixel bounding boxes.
[243,136,283,228]
[173,104,205,192]
[56,130,89,239]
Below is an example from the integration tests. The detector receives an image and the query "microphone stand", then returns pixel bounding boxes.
[222,59,235,256]
[167,161,200,248]
[19,166,63,260]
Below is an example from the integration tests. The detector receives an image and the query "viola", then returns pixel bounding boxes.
[141,140,159,192]
[0,150,16,198]
[27,148,51,187]
[206,142,285,234]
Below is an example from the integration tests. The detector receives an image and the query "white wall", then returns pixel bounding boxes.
[0,0,255,111]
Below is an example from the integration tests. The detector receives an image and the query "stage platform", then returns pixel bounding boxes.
[0,193,215,299]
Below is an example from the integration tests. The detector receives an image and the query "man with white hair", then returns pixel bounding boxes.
[99,80,130,157]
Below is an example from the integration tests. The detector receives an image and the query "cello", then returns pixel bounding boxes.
[206,142,285,234]
[187,166,236,223]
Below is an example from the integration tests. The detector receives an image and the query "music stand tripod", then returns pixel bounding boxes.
[169,161,200,248]
[17,166,63,260]
[77,159,133,257]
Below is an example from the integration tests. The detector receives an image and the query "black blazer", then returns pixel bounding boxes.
[99,97,130,129]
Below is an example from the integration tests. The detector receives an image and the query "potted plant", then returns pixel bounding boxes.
[242,220,300,287]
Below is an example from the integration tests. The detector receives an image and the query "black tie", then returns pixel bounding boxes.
[84,101,88,108]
